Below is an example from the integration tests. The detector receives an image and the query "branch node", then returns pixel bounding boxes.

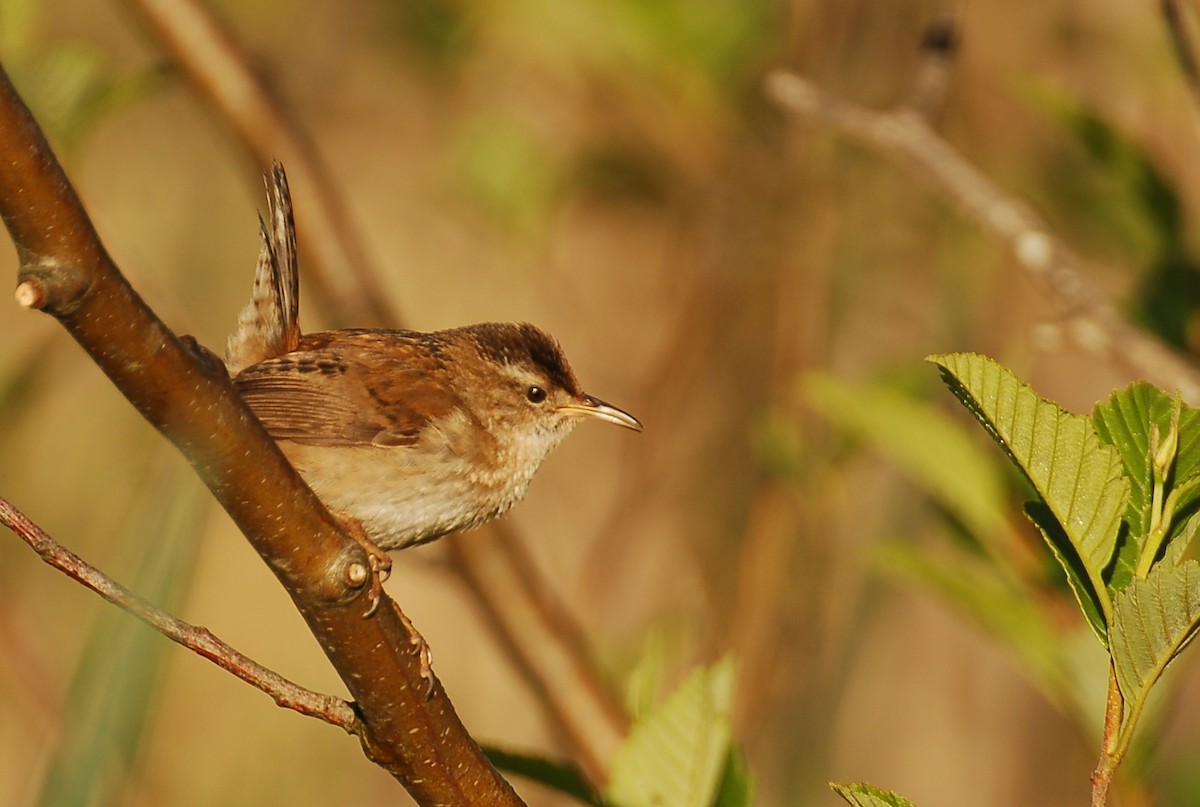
[14,277,44,309]
[318,544,378,609]
[179,334,230,379]
[17,258,92,316]
[346,560,369,588]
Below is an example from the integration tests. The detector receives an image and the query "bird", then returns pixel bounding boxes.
[224,163,641,607]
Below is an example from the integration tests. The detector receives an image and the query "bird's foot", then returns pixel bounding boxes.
[395,606,435,696]
[341,518,392,617]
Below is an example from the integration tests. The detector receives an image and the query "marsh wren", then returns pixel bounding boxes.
[225,165,641,573]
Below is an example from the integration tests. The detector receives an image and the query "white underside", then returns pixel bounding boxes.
[280,410,577,549]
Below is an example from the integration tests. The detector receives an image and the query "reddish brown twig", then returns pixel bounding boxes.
[0,62,521,806]
[0,494,358,729]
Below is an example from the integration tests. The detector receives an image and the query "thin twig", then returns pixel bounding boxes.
[766,70,1200,402]
[0,494,359,730]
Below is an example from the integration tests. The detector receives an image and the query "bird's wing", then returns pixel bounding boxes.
[233,332,463,448]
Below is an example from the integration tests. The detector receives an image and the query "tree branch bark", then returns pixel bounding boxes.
[0,63,522,807]
[118,0,631,781]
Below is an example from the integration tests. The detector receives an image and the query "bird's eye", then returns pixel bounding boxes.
[526,386,547,404]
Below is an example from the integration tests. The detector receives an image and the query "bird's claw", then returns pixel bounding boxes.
[339,519,433,693]
[396,606,436,697]
[341,518,392,617]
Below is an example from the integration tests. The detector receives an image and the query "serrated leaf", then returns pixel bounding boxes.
[1164,512,1200,567]
[606,657,736,807]
[830,782,918,807]
[1093,383,1200,578]
[1110,560,1200,707]
[928,354,1129,625]
[1091,384,1172,541]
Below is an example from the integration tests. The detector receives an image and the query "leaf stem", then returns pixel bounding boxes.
[1139,400,1185,577]
[1090,668,1125,807]
[1138,476,1200,577]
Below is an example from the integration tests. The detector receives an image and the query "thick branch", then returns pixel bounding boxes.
[0,64,521,807]
[766,70,1200,402]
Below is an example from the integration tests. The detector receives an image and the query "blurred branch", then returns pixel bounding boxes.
[907,3,960,117]
[0,494,358,729]
[120,0,397,328]
[119,0,631,778]
[766,70,1200,402]
[0,63,521,806]
[1162,0,1200,115]
[448,525,628,785]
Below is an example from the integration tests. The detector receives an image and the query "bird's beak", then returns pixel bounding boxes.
[559,394,643,432]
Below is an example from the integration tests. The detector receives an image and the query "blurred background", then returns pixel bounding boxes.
[4,0,1200,805]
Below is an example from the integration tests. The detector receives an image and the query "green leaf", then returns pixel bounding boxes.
[0,0,38,61]
[623,629,669,720]
[447,111,557,236]
[1110,560,1200,707]
[928,354,1129,626]
[1092,383,1200,579]
[1092,384,1173,543]
[830,782,918,807]
[875,540,1076,713]
[1024,81,1182,253]
[606,657,736,807]
[10,44,162,154]
[802,372,1014,557]
[712,744,755,807]
[1164,512,1200,567]
[483,747,605,806]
